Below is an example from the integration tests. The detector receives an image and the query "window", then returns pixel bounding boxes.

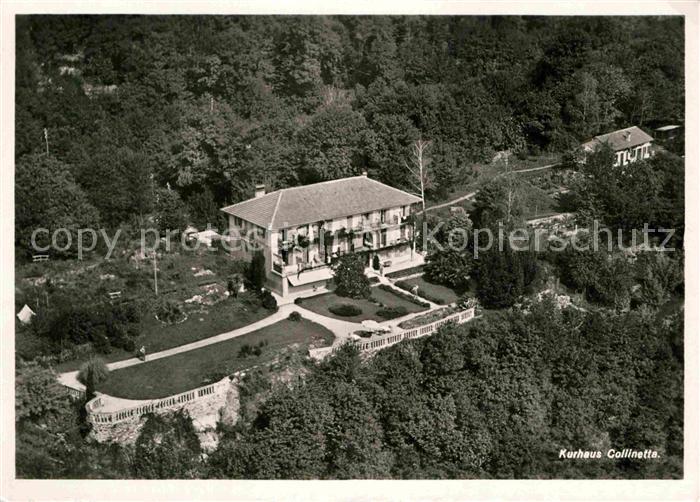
[381,229,387,247]
[380,209,387,223]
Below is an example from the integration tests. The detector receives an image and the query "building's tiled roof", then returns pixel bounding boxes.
[582,126,654,152]
[221,176,422,230]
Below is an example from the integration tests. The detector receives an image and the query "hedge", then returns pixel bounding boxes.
[329,303,363,317]
[385,265,424,279]
[375,305,409,320]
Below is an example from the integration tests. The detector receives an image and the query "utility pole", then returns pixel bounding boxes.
[43,128,49,155]
[504,152,514,222]
[152,251,158,295]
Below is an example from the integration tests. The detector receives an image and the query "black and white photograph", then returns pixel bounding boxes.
[1,1,698,500]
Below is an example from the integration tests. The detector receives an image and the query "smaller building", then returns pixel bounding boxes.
[582,126,654,167]
[655,124,681,141]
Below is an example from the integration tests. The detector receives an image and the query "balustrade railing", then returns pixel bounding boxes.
[310,307,475,360]
[85,376,230,425]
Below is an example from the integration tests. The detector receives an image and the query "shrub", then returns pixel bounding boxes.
[122,337,137,353]
[238,340,268,358]
[329,303,363,317]
[77,357,110,397]
[294,297,304,305]
[155,298,185,324]
[288,311,302,322]
[260,290,278,311]
[354,330,374,338]
[92,332,112,354]
[331,253,371,299]
[375,305,408,319]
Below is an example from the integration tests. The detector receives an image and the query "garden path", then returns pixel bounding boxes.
[57,302,363,393]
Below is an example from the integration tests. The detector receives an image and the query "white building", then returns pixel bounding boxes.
[221,174,422,297]
[582,126,654,167]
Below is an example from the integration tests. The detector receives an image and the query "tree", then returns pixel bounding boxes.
[15,154,101,257]
[133,411,203,479]
[296,106,374,182]
[404,138,432,214]
[331,253,371,299]
[424,213,473,290]
[16,361,71,423]
[247,250,267,291]
[474,236,540,309]
[77,357,110,399]
[155,188,186,234]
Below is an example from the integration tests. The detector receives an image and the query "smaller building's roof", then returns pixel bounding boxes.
[655,124,681,132]
[582,126,654,152]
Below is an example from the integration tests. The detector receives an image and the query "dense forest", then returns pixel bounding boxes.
[14,15,685,481]
[15,15,684,251]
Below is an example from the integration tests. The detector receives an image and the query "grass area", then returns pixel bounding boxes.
[55,293,271,372]
[97,319,335,399]
[426,152,560,208]
[299,286,428,323]
[395,276,461,305]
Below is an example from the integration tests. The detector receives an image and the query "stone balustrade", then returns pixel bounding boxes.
[310,307,475,360]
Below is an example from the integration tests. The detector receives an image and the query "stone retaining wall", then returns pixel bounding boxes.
[88,376,240,448]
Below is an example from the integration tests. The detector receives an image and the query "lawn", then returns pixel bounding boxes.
[426,152,561,208]
[55,292,271,372]
[299,286,429,323]
[395,276,460,305]
[97,318,335,399]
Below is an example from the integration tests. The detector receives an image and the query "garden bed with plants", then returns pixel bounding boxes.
[297,285,428,323]
[54,291,273,372]
[395,276,461,305]
[97,318,335,399]
[397,306,462,330]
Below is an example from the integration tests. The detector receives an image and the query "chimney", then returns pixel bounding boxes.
[254,184,266,198]
[625,131,631,142]
[361,170,368,177]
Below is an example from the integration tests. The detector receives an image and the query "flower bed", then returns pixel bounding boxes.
[397,306,461,330]
[375,305,408,320]
[329,303,363,317]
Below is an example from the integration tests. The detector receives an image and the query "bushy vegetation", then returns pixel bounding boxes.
[331,253,371,299]
[375,305,409,320]
[155,298,186,324]
[328,303,363,317]
[208,299,683,479]
[15,16,683,258]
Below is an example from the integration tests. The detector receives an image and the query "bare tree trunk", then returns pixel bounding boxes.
[405,138,432,214]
